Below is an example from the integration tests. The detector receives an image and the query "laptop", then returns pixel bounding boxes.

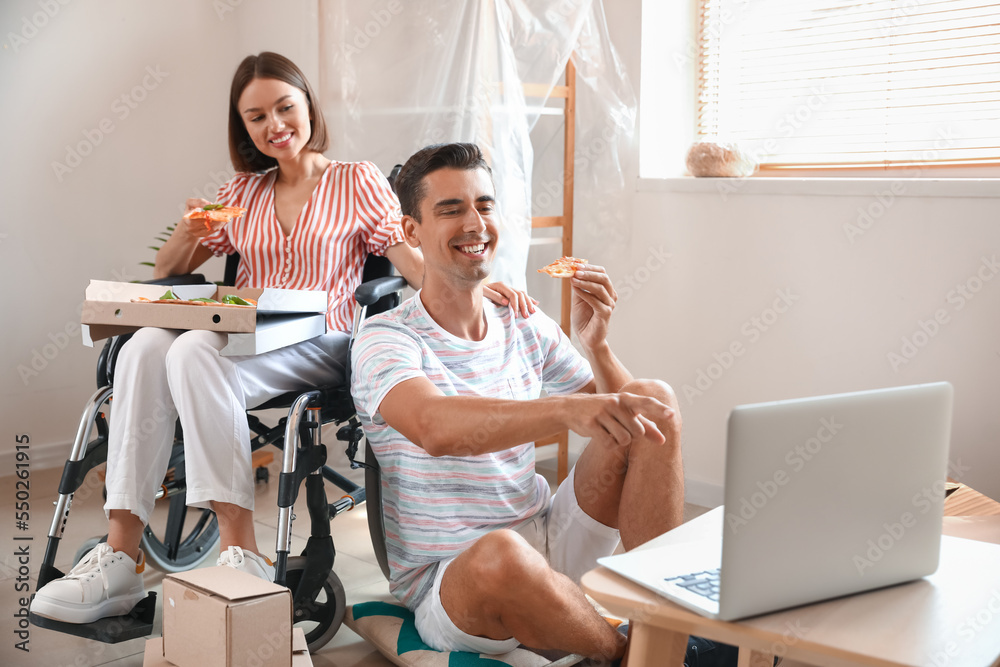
[598,382,954,621]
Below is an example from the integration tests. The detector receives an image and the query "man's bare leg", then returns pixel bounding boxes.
[436,379,684,663]
[570,378,687,665]
[573,379,684,549]
[439,529,626,661]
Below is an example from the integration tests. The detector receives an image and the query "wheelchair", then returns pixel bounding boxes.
[31,227,406,652]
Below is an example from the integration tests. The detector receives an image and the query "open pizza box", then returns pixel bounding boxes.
[81,280,327,356]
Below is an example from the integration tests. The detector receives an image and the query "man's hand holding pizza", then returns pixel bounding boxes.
[569,263,618,355]
[537,257,675,448]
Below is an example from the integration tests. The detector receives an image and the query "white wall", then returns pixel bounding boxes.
[582,0,1000,503]
[0,0,317,468]
[3,0,997,506]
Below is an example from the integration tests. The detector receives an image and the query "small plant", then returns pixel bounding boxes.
[140,224,174,270]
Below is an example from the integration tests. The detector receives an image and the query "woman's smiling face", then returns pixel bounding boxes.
[237,77,313,162]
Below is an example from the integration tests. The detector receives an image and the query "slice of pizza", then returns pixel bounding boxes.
[537,256,587,278]
[184,204,247,231]
[130,291,257,308]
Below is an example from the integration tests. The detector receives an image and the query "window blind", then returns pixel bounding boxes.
[697,0,1000,168]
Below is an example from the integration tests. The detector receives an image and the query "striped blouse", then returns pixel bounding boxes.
[201,161,404,331]
[351,292,594,608]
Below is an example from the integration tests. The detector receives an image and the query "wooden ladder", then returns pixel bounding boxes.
[527,58,576,483]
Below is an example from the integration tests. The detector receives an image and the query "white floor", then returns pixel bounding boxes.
[1,436,708,667]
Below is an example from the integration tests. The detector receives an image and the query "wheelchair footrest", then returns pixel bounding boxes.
[29,592,157,643]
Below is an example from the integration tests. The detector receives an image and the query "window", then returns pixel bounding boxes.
[695,0,1000,170]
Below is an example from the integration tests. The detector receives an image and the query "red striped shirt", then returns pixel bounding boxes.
[201,161,404,331]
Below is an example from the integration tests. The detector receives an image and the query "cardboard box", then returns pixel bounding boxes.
[143,630,313,667]
[142,637,171,667]
[162,566,293,667]
[81,280,327,356]
[291,628,314,667]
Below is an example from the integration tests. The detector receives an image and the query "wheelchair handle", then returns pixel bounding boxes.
[354,275,408,306]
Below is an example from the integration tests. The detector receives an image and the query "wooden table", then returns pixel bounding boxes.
[582,484,1000,667]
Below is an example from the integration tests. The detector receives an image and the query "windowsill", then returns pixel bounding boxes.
[637,176,1000,198]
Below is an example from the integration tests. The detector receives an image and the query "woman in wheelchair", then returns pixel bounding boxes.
[30,51,533,626]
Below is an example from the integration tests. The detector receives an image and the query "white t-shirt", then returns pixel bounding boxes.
[351,292,593,607]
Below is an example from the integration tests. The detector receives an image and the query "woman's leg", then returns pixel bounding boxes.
[164,330,350,556]
[104,327,183,560]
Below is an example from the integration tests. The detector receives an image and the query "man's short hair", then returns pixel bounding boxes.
[394,143,493,222]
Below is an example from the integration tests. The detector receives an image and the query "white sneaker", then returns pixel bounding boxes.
[216,546,275,582]
[30,543,145,624]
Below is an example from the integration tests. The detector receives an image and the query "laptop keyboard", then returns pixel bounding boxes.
[663,568,720,602]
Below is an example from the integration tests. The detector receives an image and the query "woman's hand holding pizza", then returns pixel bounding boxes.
[569,263,618,353]
[179,198,223,238]
[179,198,246,238]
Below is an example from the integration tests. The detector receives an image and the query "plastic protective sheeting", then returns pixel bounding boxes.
[318,0,635,289]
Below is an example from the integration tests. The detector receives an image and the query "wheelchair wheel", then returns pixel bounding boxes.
[140,500,220,573]
[139,438,220,573]
[284,556,346,652]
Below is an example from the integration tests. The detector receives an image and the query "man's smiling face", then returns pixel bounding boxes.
[405,166,499,287]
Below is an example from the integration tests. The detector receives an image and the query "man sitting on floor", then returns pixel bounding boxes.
[351,143,685,664]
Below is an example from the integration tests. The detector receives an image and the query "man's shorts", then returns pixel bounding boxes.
[413,466,622,654]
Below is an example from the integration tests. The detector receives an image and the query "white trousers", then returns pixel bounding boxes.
[103,328,350,524]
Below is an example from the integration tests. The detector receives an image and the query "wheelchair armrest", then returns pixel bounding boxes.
[355,276,408,307]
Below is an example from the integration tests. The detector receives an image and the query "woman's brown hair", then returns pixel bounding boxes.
[228,52,329,173]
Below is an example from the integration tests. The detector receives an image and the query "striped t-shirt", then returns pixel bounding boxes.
[201,161,404,331]
[351,292,594,608]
